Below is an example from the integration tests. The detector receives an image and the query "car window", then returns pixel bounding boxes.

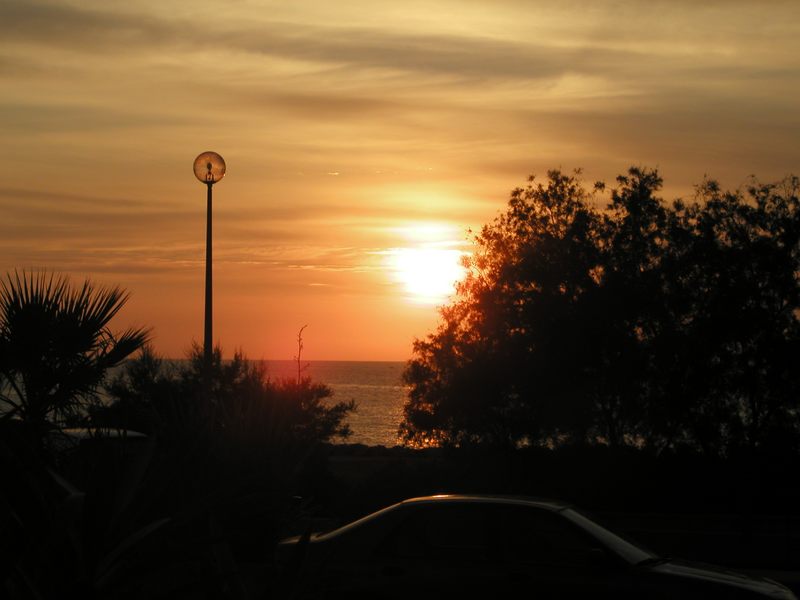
[560,508,653,565]
[489,505,605,566]
[381,504,490,560]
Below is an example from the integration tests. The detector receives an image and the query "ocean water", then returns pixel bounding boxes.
[107,359,408,447]
[262,360,407,447]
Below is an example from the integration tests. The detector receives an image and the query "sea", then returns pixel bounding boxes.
[262,360,408,447]
[107,359,409,446]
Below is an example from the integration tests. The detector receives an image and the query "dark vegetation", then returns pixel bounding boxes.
[0,271,355,598]
[0,272,150,452]
[387,168,800,575]
[402,167,800,457]
[2,165,800,597]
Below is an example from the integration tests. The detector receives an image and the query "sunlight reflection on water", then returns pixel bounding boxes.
[265,360,407,447]
[106,360,408,446]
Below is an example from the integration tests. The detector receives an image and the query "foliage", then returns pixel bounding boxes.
[0,271,149,446]
[1,339,356,598]
[401,168,800,455]
[0,274,351,597]
[102,343,356,447]
[97,344,356,575]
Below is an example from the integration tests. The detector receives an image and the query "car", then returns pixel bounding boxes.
[275,494,796,599]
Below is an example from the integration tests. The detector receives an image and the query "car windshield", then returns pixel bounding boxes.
[317,503,401,540]
[560,508,656,565]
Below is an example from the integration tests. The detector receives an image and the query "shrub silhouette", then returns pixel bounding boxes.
[102,343,356,447]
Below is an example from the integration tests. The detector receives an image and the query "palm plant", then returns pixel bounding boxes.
[0,270,150,444]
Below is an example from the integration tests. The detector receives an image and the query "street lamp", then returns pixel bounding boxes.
[193,151,226,375]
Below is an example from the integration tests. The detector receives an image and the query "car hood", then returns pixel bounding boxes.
[650,560,794,598]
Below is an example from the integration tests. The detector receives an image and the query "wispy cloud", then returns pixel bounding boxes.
[2,0,798,358]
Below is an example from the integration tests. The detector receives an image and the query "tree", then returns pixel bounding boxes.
[400,168,800,455]
[0,271,149,446]
[103,343,356,446]
[652,176,800,454]
[401,169,607,448]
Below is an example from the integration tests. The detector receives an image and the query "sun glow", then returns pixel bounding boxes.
[385,223,469,305]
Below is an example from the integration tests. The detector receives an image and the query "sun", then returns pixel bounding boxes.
[391,249,466,304]
[384,223,468,305]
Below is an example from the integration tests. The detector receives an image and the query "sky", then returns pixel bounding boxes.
[2,0,799,361]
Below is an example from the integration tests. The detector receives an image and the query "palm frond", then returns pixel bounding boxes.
[0,270,150,440]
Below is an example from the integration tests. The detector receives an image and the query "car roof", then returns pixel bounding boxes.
[301,494,574,543]
[398,494,570,512]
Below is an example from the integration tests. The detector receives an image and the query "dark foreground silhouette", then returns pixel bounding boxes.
[402,168,800,456]
[274,495,796,599]
[2,164,799,598]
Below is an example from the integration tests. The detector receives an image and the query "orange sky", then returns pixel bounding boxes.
[2,0,799,360]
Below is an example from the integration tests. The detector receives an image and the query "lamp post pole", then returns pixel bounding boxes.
[193,151,226,378]
[204,180,213,371]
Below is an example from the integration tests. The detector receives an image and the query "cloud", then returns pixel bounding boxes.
[4,0,755,87]
[0,102,194,133]
[6,0,798,154]
[3,0,799,359]
[253,91,405,119]
[4,1,176,51]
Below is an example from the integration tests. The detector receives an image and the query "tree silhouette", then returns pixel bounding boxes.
[652,176,800,454]
[401,170,606,448]
[401,169,800,455]
[0,271,149,448]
